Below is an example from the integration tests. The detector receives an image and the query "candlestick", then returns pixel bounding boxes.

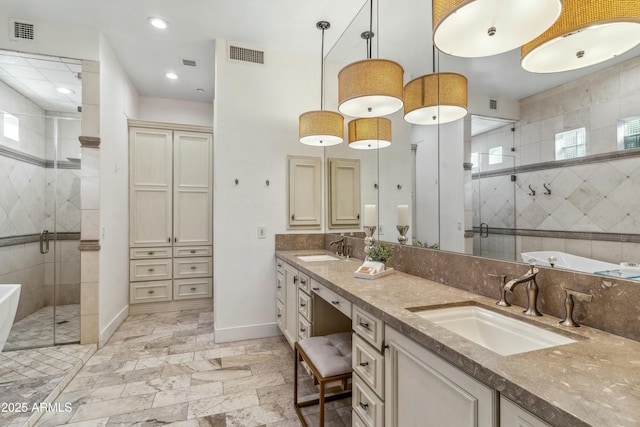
[363,226,377,260]
[397,205,408,226]
[364,204,377,227]
[397,225,409,245]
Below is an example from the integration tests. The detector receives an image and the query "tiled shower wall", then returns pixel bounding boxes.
[0,80,81,320]
[471,55,640,264]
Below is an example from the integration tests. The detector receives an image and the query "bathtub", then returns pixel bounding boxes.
[0,284,21,352]
[520,251,620,274]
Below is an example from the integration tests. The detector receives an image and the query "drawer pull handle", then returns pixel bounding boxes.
[147,252,154,255]
[312,287,320,291]
[359,322,370,329]
[300,327,306,332]
[294,276,298,284]
[277,263,282,268]
[359,361,369,367]
[190,266,197,270]
[300,279,306,284]
[277,285,282,289]
[300,303,306,307]
[190,287,197,291]
[359,402,369,411]
[190,250,196,254]
[331,300,340,305]
[148,290,155,294]
[277,314,281,318]
[148,268,155,272]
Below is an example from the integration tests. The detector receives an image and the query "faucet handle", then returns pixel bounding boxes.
[489,274,510,307]
[560,288,593,327]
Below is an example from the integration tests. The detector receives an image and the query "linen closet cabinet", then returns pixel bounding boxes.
[128,120,213,314]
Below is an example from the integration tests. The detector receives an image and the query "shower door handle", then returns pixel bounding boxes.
[480,223,489,238]
[40,230,50,254]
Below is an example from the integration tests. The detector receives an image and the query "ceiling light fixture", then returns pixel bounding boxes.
[404,72,468,125]
[338,0,404,118]
[522,0,640,73]
[348,117,392,149]
[147,17,169,30]
[165,72,178,80]
[299,21,344,146]
[432,0,562,58]
[56,87,74,94]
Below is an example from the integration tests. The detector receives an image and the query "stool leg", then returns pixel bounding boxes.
[294,346,299,406]
[319,379,325,427]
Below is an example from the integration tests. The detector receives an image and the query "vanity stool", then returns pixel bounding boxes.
[294,332,353,426]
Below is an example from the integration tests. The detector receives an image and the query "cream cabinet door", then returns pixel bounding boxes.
[283,263,299,347]
[385,326,496,427]
[328,158,361,228]
[288,156,322,229]
[129,127,173,247]
[173,131,212,246]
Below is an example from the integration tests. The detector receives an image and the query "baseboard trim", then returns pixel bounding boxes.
[100,305,129,347]
[214,322,281,343]
[128,298,212,316]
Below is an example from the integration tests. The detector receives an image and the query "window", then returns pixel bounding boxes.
[2,112,19,142]
[488,146,502,165]
[620,117,640,149]
[555,128,586,160]
[470,152,479,170]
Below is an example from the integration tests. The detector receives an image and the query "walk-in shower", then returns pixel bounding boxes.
[0,50,82,351]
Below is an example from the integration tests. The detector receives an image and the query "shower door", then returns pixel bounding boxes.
[473,153,516,261]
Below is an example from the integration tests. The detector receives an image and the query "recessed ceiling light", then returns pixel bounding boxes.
[56,87,74,94]
[165,72,178,80]
[147,17,168,30]
[196,88,205,93]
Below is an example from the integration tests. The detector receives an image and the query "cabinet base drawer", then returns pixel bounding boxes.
[353,374,384,427]
[353,334,384,399]
[174,246,212,257]
[311,279,352,319]
[130,247,172,259]
[130,259,172,281]
[130,281,172,304]
[173,278,212,300]
[173,257,212,278]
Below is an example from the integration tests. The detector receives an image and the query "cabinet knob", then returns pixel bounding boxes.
[190,287,197,291]
[291,214,295,220]
[277,314,281,318]
[190,266,197,270]
[148,268,155,272]
[277,285,282,289]
[300,303,306,307]
[312,287,320,291]
[300,327,306,332]
[359,402,369,411]
[331,300,340,305]
[147,252,154,255]
[277,263,282,268]
[190,249,196,254]
[167,237,171,242]
[148,290,155,294]
[359,361,369,367]
[300,278,306,284]
[359,322,370,330]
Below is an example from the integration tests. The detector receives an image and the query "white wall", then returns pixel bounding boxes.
[213,39,340,342]
[414,125,439,246]
[98,34,139,337]
[138,96,213,127]
[439,120,465,253]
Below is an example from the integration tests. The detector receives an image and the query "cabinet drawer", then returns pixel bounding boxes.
[173,246,212,257]
[353,334,384,399]
[130,280,172,303]
[276,258,285,274]
[311,279,352,319]
[173,278,212,300]
[353,374,384,427]
[173,257,212,278]
[130,259,172,281]
[130,247,172,259]
[298,316,311,341]
[298,272,310,294]
[353,306,384,351]
[276,272,285,302]
[353,412,369,427]
[298,290,312,321]
[276,299,285,332]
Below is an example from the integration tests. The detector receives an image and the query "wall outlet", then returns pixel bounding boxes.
[457,221,462,231]
[257,226,267,239]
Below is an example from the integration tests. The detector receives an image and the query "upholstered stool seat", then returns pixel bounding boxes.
[294,332,353,426]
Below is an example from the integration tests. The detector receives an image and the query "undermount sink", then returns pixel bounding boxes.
[296,254,340,262]
[410,305,576,356]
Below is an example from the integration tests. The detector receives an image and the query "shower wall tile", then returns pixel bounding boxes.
[81,282,99,316]
[0,243,46,321]
[81,104,100,138]
[81,251,99,283]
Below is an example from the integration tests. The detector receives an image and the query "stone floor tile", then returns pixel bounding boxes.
[187,390,260,419]
[152,381,224,408]
[68,393,155,423]
[222,372,286,395]
[106,402,189,426]
[190,367,252,385]
[121,374,191,397]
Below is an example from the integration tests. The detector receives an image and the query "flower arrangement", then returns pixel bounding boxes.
[368,242,393,263]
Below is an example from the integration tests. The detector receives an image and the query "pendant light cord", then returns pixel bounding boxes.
[320,25,325,110]
[368,0,373,59]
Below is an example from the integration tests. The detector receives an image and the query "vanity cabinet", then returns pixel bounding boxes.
[500,397,551,427]
[352,306,385,427]
[384,326,496,427]
[287,156,322,229]
[128,121,213,312]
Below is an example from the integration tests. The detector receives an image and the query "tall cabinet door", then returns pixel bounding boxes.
[173,131,212,246]
[288,156,321,228]
[129,127,173,247]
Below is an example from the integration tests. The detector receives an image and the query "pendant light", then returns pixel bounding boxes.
[522,0,640,73]
[299,21,344,146]
[432,0,562,58]
[348,117,392,149]
[338,0,404,118]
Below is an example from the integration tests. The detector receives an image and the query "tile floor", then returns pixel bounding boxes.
[5,305,80,351]
[32,308,352,426]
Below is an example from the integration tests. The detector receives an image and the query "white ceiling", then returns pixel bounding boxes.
[1,0,639,112]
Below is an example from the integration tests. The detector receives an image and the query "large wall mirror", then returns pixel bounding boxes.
[324,0,640,277]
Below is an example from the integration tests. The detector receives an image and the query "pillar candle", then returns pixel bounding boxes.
[364,204,377,227]
[397,205,409,226]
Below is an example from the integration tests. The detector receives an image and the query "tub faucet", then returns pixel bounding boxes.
[330,237,345,256]
[502,265,542,317]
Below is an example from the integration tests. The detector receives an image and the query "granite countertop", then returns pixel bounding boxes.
[276,249,640,427]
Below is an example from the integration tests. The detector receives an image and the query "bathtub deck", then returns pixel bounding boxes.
[0,343,96,426]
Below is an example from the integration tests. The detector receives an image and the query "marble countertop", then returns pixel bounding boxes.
[276,249,640,427]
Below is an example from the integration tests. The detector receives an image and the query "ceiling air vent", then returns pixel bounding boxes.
[182,59,197,67]
[489,99,498,110]
[13,20,34,40]
[229,45,265,65]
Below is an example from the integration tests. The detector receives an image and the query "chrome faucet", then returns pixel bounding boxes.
[502,265,542,316]
[329,237,345,256]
